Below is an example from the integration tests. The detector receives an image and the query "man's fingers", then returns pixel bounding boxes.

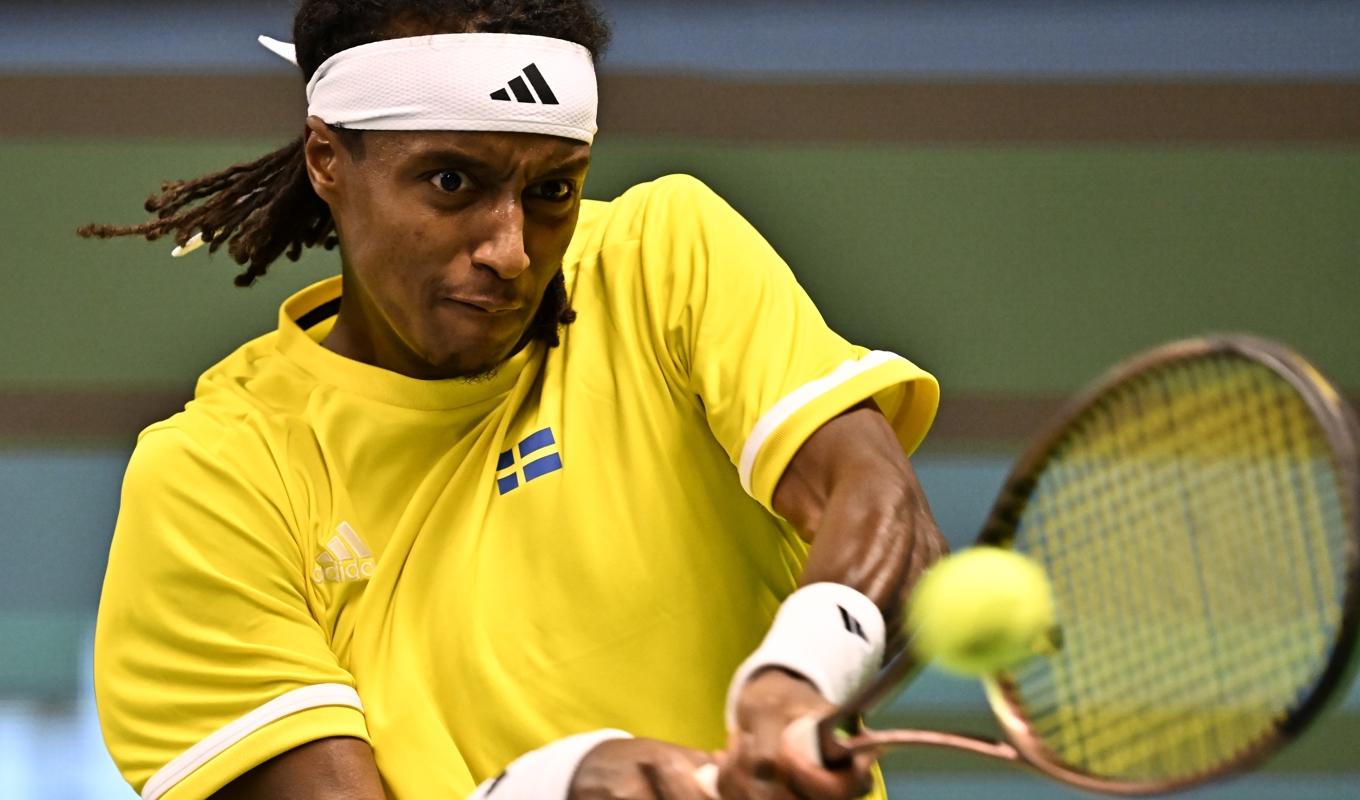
[638,763,672,800]
[716,764,803,800]
[853,750,877,783]
[780,758,872,800]
[719,732,806,800]
[571,739,720,800]
[727,671,881,799]
[723,731,874,800]
[776,724,875,800]
[639,759,714,800]
[693,763,720,798]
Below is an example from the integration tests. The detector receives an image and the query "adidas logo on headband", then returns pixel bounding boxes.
[490,63,560,105]
[257,33,598,143]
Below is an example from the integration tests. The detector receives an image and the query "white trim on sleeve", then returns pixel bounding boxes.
[141,683,365,800]
[738,350,903,495]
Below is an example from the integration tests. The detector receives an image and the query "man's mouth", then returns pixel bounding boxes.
[442,295,521,314]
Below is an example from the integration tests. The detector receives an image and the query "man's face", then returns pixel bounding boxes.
[315,125,590,379]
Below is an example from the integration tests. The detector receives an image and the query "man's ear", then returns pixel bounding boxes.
[303,116,343,205]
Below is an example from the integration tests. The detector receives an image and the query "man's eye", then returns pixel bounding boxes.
[533,180,575,202]
[430,170,468,193]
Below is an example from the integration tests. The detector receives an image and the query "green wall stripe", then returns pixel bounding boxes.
[3,139,1355,401]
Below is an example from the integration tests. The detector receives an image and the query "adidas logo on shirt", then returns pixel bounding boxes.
[489,63,560,105]
[311,522,376,584]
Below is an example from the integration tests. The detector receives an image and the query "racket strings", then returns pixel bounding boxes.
[1004,354,1350,782]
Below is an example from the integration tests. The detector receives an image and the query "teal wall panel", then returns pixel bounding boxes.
[2,452,1357,794]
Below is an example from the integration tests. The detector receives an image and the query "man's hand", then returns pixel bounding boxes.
[720,669,875,800]
[570,738,717,800]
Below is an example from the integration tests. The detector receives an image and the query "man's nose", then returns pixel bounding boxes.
[471,195,531,280]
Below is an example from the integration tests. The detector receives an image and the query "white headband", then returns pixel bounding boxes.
[258,32,598,144]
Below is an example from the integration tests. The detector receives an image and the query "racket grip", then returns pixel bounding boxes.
[694,763,719,798]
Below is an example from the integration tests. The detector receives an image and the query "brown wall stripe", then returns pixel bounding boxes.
[3,74,1358,142]
[0,389,189,445]
[4,389,1356,447]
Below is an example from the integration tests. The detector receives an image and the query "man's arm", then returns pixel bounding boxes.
[776,401,945,609]
[721,401,948,800]
[211,729,718,800]
[210,737,387,800]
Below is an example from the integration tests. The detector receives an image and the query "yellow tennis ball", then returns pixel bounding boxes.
[908,547,1057,677]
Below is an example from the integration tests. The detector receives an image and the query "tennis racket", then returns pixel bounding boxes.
[709,334,1360,796]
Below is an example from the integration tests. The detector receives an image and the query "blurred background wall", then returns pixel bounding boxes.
[0,1,1356,797]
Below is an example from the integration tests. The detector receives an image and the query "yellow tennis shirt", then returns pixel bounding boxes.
[95,175,939,799]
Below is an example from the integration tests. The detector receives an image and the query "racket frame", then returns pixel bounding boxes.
[813,335,1360,795]
[968,334,1360,795]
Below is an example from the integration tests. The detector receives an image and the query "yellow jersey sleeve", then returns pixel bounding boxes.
[95,424,368,800]
[610,174,940,509]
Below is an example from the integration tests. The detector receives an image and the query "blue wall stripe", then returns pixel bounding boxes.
[2,1,1357,78]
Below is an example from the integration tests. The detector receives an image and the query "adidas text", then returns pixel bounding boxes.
[312,522,376,584]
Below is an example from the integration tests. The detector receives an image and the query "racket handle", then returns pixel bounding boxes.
[694,763,719,798]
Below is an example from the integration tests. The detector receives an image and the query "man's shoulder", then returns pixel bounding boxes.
[589,173,721,209]
[140,330,312,462]
[575,173,729,247]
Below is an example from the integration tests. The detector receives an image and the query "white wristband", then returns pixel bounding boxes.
[725,583,885,729]
[468,729,632,800]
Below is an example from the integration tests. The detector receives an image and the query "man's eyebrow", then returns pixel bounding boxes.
[408,148,591,177]
[542,153,592,175]
[410,148,494,172]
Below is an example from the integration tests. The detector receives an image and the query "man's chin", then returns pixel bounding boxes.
[417,353,498,381]
[422,339,520,381]
[447,360,502,382]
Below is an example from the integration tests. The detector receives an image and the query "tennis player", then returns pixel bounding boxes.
[84,2,946,799]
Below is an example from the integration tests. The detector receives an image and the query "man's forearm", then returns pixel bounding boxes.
[799,463,925,609]
[773,403,947,624]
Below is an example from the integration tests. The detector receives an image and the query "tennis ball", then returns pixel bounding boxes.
[907,547,1057,677]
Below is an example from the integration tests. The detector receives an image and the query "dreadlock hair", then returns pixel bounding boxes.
[77,0,610,344]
